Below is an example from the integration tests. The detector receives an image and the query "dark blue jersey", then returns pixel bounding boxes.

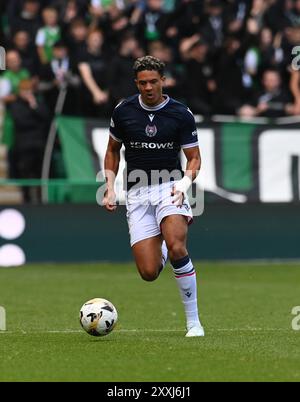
[109,94,198,188]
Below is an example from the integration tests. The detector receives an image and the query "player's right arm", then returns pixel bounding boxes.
[103,136,122,212]
[289,69,300,114]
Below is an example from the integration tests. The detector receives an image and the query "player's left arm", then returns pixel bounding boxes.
[183,146,201,181]
[172,146,201,206]
[172,107,201,206]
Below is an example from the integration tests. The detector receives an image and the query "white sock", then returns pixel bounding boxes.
[161,240,168,268]
[171,255,202,330]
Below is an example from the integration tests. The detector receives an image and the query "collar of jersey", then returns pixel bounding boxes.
[138,95,170,111]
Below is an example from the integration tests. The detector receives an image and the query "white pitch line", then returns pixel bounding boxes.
[118,328,292,332]
[0,328,293,334]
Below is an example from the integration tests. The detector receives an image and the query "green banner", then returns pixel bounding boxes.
[55,116,99,202]
[56,116,300,203]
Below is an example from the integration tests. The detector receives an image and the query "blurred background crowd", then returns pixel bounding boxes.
[0,0,300,202]
[1,0,300,119]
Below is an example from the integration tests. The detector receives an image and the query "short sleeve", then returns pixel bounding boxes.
[77,48,89,64]
[35,29,46,46]
[109,104,123,143]
[180,108,199,149]
[0,79,11,98]
[91,0,101,6]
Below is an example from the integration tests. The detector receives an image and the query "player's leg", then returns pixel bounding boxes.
[127,199,168,281]
[132,235,166,281]
[161,215,204,337]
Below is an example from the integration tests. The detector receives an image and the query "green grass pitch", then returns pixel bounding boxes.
[0,262,299,382]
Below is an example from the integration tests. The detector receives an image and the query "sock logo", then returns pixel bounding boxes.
[185,291,192,298]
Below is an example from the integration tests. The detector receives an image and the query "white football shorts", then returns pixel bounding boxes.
[126,181,193,247]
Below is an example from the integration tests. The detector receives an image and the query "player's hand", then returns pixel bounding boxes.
[103,189,117,212]
[171,177,192,207]
[171,185,185,207]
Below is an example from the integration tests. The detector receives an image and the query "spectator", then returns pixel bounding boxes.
[247,0,269,31]
[243,26,285,87]
[109,33,144,104]
[285,0,300,27]
[89,0,126,19]
[65,18,88,61]
[181,38,216,115]
[165,0,203,43]
[258,27,285,72]
[201,0,225,52]
[9,79,50,203]
[238,68,293,118]
[9,0,41,44]
[0,50,31,104]
[36,7,61,64]
[60,0,82,26]
[11,30,40,76]
[214,35,247,114]
[0,0,297,122]
[264,0,294,34]
[103,4,132,49]
[78,29,111,117]
[134,0,169,48]
[224,0,250,37]
[278,0,300,68]
[39,40,80,115]
[148,40,183,98]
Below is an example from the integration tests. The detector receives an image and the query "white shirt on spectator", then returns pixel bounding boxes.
[91,0,125,9]
[35,27,59,46]
[0,79,11,98]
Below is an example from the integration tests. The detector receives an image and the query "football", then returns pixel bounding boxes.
[79,298,118,336]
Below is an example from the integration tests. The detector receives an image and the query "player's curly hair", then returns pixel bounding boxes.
[133,56,165,77]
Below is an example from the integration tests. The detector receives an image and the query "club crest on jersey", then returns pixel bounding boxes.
[145,125,157,137]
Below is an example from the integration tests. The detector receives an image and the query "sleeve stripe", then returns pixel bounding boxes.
[181,142,199,149]
[109,132,122,143]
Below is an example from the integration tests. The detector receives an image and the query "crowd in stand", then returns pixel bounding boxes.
[0,0,300,200]
[1,0,300,119]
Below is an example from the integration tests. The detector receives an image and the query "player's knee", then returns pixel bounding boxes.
[167,242,187,262]
[141,273,158,282]
[138,266,160,282]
